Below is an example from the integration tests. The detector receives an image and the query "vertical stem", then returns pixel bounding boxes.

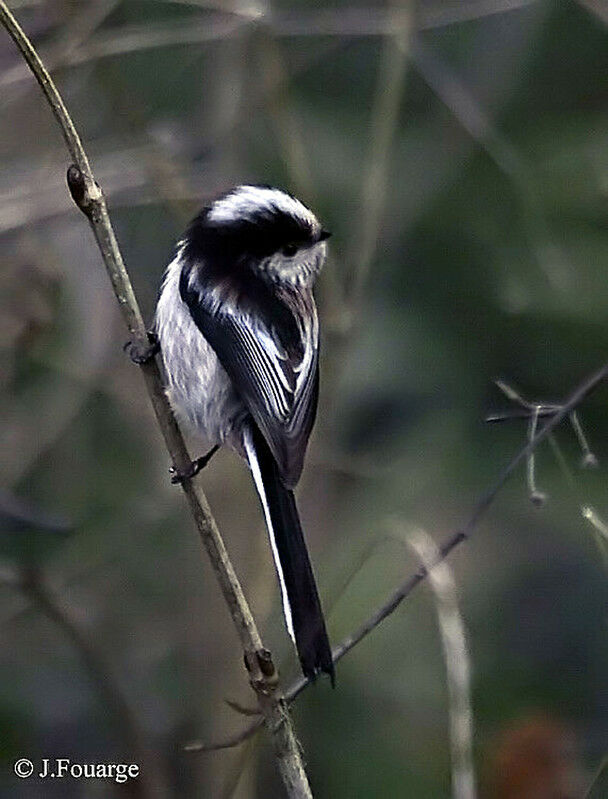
[349,1,413,309]
[0,5,313,795]
[402,527,477,799]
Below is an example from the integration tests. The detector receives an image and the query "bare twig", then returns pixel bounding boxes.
[581,506,608,543]
[348,0,413,310]
[454,363,608,534]
[494,378,546,409]
[584,754,608,799]
[254,25,315,201]
[491,379,599,470]
[401,525,476,799]
[410,39,569,292]
[570,411,598,468]
[485,407,557,422]
[576,0,608,26]
[0,1,540,81]
[1,0,120,90]
[547,435,608,564]
[250,18,352,338]
[0,489,71,533]
[274,1,537,35]
[225,697,263,717]
[184,717,265,753]
[0,5,312,795]
[202,360,608,751]
[0,16,246,89]
[526,405,547,506]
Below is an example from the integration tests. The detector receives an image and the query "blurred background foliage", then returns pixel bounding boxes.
[1,0,607,796]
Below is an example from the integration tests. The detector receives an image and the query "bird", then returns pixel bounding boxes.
[154,185,334,684]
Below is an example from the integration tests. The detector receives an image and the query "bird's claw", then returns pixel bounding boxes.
[124,331,160,365]
[169,445,220,484]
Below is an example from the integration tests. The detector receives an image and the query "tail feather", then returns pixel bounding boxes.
[244,424,334,685]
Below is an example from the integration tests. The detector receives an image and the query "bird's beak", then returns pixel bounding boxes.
[318,230,332,242]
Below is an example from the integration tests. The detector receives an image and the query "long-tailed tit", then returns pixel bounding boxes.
[155,185,334,683]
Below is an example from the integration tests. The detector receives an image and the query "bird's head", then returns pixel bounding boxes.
[184,185,330,288]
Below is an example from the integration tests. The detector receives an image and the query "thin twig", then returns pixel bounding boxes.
[410,38,568,292]
[485,408,557,422]
[400,525,476,799]
[1,0,120,90]
[526,405,547,506]
[0,5,312,796]
[491,380,599,470]
[0,1,540,80]
[0,16,246,87]
[581,505,608,565]
[576,0,608,26]
[203,360,608,750]
[494,378,543,409]
[348,0,413,310]
[547,434,608,565]
[251,18,351,341]
[569,411,598,468]
[584,754,608,799]
[0,489,72,533]
[184,717,265,753]
[254,25,315,201]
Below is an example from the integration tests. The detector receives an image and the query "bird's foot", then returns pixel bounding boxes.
[170,445,220,484]
[124,331,159,365]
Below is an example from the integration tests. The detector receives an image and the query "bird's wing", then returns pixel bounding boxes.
[180,269,319,488]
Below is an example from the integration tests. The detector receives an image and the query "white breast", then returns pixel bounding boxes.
[154,251,246,450]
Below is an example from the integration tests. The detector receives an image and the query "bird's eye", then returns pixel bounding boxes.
[282,243,298,257]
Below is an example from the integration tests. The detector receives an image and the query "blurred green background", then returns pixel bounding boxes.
[1,1,607,796]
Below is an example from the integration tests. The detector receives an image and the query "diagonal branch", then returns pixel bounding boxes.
[0,5,312,796]
[197,360,608,751]
[298,361,608,686]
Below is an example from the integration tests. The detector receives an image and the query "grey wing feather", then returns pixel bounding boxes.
[180,273,319,488]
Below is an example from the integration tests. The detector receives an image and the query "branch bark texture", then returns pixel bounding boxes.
[0,4,312,796]
[192,359,608,752]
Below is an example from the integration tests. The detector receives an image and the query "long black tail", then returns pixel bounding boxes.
[244,424,334,685]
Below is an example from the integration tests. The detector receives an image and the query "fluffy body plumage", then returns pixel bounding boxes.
[155,185,334,683]
[155,248,246,446]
